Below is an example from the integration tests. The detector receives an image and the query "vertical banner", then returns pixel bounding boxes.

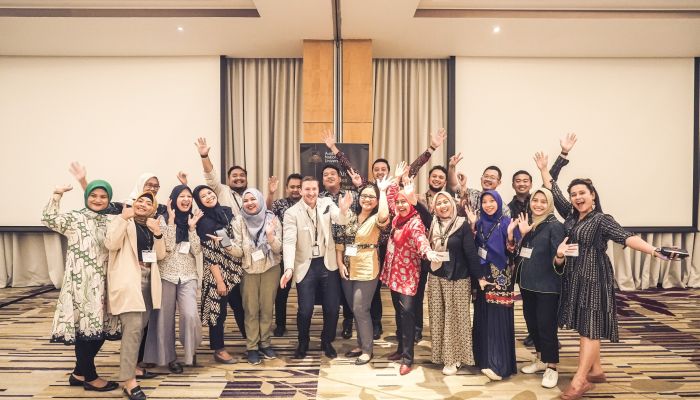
[299,143,369,190]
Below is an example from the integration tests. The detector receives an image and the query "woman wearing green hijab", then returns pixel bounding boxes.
[41,179,121,392]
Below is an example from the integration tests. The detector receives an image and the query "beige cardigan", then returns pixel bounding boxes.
[228,214,282,274]
[105,216,166,315]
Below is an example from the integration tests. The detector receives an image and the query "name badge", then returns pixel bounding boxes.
[478,247,488,260]
[178,241,191,254]
[252,249,265,262]
[312,245,320,257]
[345,245,358,257]
[142,250,157,263]
[564,245,579,257]
[436,251,450,262]
[520,247,533,259]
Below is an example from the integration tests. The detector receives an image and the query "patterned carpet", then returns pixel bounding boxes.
[1,286,699,399]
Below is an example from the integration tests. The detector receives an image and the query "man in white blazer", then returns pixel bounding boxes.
[280,176,352,359]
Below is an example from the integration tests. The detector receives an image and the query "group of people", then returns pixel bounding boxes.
[43,131,678,400]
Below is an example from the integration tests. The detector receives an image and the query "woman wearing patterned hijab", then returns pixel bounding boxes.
[42,179,121,393]
[426,191,483,376]
[226,188,282,365]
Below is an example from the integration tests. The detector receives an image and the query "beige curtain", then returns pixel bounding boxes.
[372,58,448,194]
[225,58,303,191]
[0,232,64,288]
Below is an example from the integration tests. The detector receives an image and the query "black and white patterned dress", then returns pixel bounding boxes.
[551,181,632,342]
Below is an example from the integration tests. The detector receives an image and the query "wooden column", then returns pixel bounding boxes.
[342,39,373,166]
[302,40,334,142]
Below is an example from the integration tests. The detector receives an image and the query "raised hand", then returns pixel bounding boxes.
[146,217,162,236]
[121,204,135,221]
[68,162,86,182]
[534,151,549,171]
[560,132,578,154]
[347,168,363,188]
[402,175,415,195]
[339,191,354,212]
[53,184,73,195]
[457,172,467,189]
[177,171,188,185]
[464,204,477,224]
[321,129,336,150]
[394,161,407,179]
[448,152,463,168]
[507,217,519,236]
[188,209,203,230]
[166,199,175,224]
[517,212,532,235]
[268,176,279,195]
[376,175,393,192]
[195,137,210,157]
[430,128,447,149]
[265,219,277,239]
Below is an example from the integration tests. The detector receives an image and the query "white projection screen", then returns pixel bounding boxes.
[0,56,221,228]
[455,57,697,230]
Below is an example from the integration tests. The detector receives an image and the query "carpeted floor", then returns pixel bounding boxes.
[1,285,699,399]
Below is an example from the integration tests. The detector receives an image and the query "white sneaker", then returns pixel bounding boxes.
[481,368,502,381]
[541,367,558,388]
[442,363,460,376]
[521,358,547,374]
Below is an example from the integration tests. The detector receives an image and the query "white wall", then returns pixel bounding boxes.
[455,57,695,228]
[0,56,221,227]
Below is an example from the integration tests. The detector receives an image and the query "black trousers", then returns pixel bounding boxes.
[391,290,416,366]
[413,265,429,336]
[296,257,340,344]
[274,262,292,329]
[209,287,244,350]
[521,288,560,363]
[369,243,386,329]
[73,339,105,382]
[227,283,247,338]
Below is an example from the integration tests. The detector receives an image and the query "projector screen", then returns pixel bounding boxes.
[455,57,696,230]
[0,56,221,229]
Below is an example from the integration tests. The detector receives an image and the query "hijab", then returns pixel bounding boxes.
[84,180,113,214]
[240,188,273,250]
[128,173,158,204]
[427,191,465,270]
[475,190,510,269]
[169,185,192,244]
[391,190,419,247]
[133,191,157,226]
[193,185,233,242]
[530,188,556,231]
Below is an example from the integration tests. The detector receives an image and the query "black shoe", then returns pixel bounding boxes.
[258,347,277,360]
[342,319,353,339]
[372,324,382,340]
[321,342,337,359]
[523,334,534,347]
[84,380,119,392]
[414,331,423,344]
[68,374,84,386]
[168,361,183,374]
[293,342,309,359]
[273,325,286,337]
[123,385,147,400]
[135,370,157,379]
[247,350,262,365]
[344,349,362,358]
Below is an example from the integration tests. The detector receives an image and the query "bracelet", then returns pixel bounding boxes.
[560,151,569,156]
[429,145,437,151]
[154,233,163,239]
[200,154,209,159]
[555,254,565,259]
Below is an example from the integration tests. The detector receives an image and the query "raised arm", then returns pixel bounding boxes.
[68,162,88,191]
[266,176,279,210]
[323,129,368,187]
[446,153,463,193]
[195,137,215,174]
[376,176,393,224]
[41,185,76,235]
[408,128,446,178]
[550,133,576,180]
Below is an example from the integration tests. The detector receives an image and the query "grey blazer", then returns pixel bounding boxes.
[282,196,348,283]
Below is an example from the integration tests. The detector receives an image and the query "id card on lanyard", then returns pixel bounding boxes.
[477,216,502,261]
[306,206,321,257]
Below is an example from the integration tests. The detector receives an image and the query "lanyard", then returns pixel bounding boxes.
[251,214,268,247]
[478,216,503,244]
[231,191,241,211]
[305,206,319,245]
[136,223,154,250]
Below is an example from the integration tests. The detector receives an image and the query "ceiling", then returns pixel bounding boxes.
[0,0,699,57]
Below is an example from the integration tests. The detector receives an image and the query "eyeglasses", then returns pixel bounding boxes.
[360,194,377,200]
[481,175,499,181]
[144,184,160,190]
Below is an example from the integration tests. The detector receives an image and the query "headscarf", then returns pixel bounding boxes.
[128,172,158,204]
[475,190,510,269]
[133,191,157,226]
[84,180,113,214]
[193,185,233,242]
[169,185,192,244]
[427,191,465,270]
[530,188,555,231]
[240,188,273,250]
[391,190,419,247]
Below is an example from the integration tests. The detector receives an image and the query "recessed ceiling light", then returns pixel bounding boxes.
[492,25,501,34]
[177,26,184,32]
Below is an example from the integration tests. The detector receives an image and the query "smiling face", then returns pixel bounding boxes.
[481,169,501,191]
[429,169,447,192]
[86,188,109,212]
[372,161,389,181]
[228,168,247,191]
[481,194,498,216]
[198,188,218,208]
[143,177,160,195]
[359,187,378,213]
[176,189,193,213]
[134,196,155,218]
[301,180,319,207]
[512,173,532,196]
[242,192,260,215]
[569,184,595,214]
[286,178,302,201]
[322,167,340,192]
[395,196,411,217]
[529,191,549,217]
[434,194,453,220]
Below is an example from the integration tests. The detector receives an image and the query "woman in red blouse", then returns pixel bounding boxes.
[381,162,438,375]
